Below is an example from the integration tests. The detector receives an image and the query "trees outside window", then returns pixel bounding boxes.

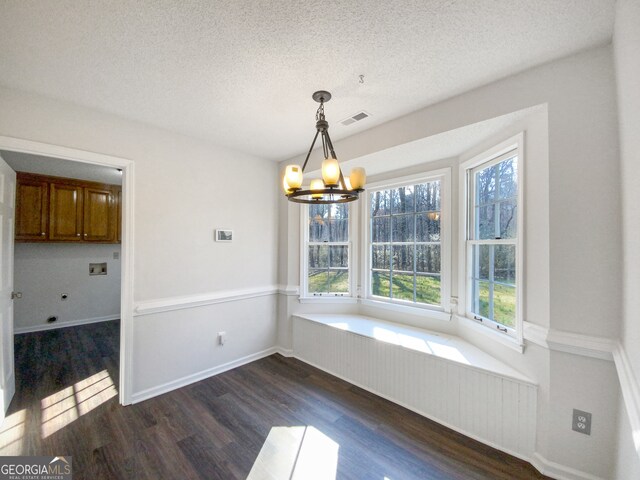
[369,180,442,306]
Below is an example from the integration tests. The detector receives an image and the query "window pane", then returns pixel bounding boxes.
[416,213,440,242]
[498,157,517,200]
[476,204,495,240]
[494,245,516,284]
[309,204,349,242]
[499,200,517,239]
[476,164,496,205]
[308,245,328,268]
[328,270,349,293]
[372,245,390,270]
[309,207,328,242]
[329,246,348,268]
[392,245,414,272]
[391,214,414,242]
[371,190,391,216]
[474,280,491,318]
[472,244,490,280]
[391,186,415,214]
[392,273,414,301]
[494,284,516,327]
[372,216,390,243]
[308,270,328,293]
[372,271,390,297]
[416,181,440,212]
[416,274,441,305]
[416,245,440,274]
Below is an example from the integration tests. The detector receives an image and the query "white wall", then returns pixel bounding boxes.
[278,45,620,478]
[0,86,279,397]
[613,0,640,473]
[13,243,121,332]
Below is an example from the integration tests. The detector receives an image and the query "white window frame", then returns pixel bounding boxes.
[300,202,357,302]
[361,168,451,318]
[458,133,524,346]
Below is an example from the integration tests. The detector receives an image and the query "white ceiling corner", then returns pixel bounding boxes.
[0,1,615,161]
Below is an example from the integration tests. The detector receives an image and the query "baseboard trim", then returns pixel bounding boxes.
[14,315,120,334]
[530,453,606,480]
[130,346,279,404]
[612,342,640,461]
[276,347,294,357]
[134,286,279,316]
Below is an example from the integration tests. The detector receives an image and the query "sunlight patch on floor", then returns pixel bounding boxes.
[41,370,117,438]
[0,409,26,455]
[248,426,339,480]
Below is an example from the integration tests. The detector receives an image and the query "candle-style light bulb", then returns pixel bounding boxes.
[285,165,303,189]
[310,178,325,199]
[321,157,340,187]
[350,167,366,190]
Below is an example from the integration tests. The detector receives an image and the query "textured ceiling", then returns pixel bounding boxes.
[1,151,123,185]
[0,1,614,161]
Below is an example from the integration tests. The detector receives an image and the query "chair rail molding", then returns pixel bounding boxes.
[523,321,616,361]
[134,285,281,316]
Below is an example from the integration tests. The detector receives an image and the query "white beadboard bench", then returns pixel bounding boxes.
[291,313,537,461]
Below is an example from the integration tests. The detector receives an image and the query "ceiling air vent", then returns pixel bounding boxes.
[340,111,370,126]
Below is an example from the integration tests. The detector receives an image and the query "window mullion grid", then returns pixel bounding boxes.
[489,244,495,320]
[413,205,417,302]
[389,211,394,299]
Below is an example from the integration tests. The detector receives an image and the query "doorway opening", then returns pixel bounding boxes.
[0,137,133,444]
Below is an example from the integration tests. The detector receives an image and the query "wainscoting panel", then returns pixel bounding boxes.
[293,316,537,459]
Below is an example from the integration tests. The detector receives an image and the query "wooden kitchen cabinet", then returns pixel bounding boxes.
[83,186,117,242]
[15,176,49,241]
[49,183,84,241]
[15,172,121,244]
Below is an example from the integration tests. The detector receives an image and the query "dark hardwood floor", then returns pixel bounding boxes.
[2,321,549,479]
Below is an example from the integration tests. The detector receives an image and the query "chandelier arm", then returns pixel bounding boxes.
[321,131,329,159]
[300,129,320,172]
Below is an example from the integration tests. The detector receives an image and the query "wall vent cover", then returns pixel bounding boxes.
[340,111,370,126]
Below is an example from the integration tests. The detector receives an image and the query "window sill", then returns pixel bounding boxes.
[360,298,451,322]
[456,315,524,353]
[298,296,358,304]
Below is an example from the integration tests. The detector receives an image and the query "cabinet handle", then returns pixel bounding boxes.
[84,233,87,237]
[41,232,45,236]
[77,233,81,237]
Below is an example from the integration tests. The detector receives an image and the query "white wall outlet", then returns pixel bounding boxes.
[218,331,226,346]
[572,409,592,435]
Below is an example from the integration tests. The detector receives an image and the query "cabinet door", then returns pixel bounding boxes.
[15,178,48,241]
[49,183,83,241]
[84,187,116,242]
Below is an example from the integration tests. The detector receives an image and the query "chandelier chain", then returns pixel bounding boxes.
[315,101,325,121]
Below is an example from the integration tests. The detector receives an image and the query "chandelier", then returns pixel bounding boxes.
[283,90,366,204]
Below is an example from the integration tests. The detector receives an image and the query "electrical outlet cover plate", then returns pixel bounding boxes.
[572,409,592,435]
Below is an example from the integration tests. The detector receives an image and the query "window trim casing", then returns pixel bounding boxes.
[361,168,452,316]
[458,133,524,346]
[300,201,357,300]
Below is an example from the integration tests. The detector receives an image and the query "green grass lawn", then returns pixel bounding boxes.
[372,272,441,305]
[477,282,515,327]
[308,270,349,293]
